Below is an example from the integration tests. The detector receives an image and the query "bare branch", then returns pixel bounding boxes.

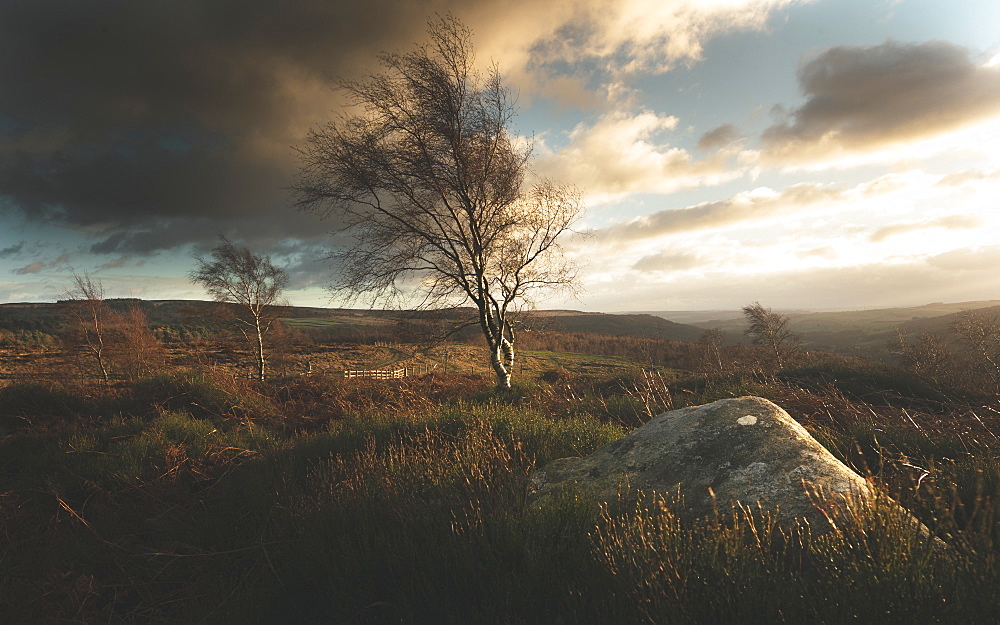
[190,237,289,380]
[293,14,582,389]
[742,301,800,370]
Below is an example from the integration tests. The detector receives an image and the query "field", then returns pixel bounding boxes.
[2,304,1000,623]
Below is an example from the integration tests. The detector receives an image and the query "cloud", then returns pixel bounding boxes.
[0,241,24,258]
[869,214,983,242]
[632,251,702,272]
[795,246,837,260]
[760,40,1000,165]
[13,262,45,276]
[934,168,1000,188]
[97,256,134,271]
[0,0,801,261]
[516,0,804,77]
[0,0,448,255]
[536,110,741,200]
[12,252,70,275]
[581,248,1000,312]
[597,182,843,242]
[697,124,742,151]
[927,245,1000,272]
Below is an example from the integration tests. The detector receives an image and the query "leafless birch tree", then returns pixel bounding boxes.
[742,301,800,369]
[63,272,113,383]
[293,15,582,389]
[190,237,289,381]
[952,311,1000,391]
[698,328,726,373]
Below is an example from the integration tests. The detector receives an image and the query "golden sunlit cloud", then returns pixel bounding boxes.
[593,181,844,243]
[535,110,742,201]
[869,214,983,243]
[512,0,807,74]
[466,0,811,109]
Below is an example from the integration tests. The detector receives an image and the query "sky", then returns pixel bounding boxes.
[2,0,999,312]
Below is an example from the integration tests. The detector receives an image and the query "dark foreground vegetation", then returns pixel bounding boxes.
[2,340,999,623]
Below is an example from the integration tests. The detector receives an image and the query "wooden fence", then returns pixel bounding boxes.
[344,368,406,380]
[342,363,437,379]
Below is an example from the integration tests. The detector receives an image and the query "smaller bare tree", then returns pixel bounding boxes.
[190,237,289,381]
[268,320,309,377]
[112,304,167,381]
[698,328,726,373]
[951,311,1000,391]
[742,302,800,369]
[889,328,952,382]
[62,272,112,383]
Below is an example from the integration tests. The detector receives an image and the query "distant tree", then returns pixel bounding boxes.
[62,272,113,383]
[741,302,800,369]
[698,328,726,373]
[293,15,582,390]
[190,237,289,381]
[62,275,167,383]
[268,320,309,377]
[889,328,952,382]
[112,304,167,382]
[951,312,1000,391]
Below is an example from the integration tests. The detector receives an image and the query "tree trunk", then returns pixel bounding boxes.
[89,313,110,384]
[489,336,514,390]
[255,319,266,381]
[771,340,784,369]
[95,347,110,384]
[481,310,513,390]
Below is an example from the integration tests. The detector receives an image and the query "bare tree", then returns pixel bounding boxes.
[190,237,289,381]
[741,302,800,369]
[293,15,582,390]
[889,328,952,383]
[112,304,167,382]
[62,272,112,383]
[268,319,309,377]
[952,311,1000,390]
[698,328,726,373]
[62,276,167,383]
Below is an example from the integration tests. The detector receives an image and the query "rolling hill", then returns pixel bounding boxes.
[634,301,1000,355]
[3,299,997,356]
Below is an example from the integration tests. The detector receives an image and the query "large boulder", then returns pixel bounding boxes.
[527,396,875,531]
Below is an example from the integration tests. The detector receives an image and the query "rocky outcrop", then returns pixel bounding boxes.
[527,396,876,532]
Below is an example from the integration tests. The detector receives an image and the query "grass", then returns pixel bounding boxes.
[1,359,999,623]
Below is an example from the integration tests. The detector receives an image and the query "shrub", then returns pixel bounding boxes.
[129,369,275,425]
[0,381,89,434]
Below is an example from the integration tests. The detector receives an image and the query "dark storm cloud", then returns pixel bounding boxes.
[762,41,1000,159]
[0,0,461,254]
[0,241,25,258]
[2,138,288,226]
[85,209,327,256]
